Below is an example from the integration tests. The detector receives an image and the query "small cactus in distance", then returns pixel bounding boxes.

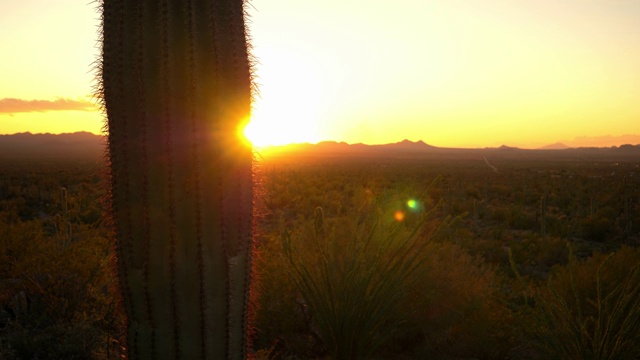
[99,1,256,359]
[540,192,548,237]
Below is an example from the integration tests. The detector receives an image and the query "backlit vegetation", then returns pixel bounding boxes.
[1,153,639,359]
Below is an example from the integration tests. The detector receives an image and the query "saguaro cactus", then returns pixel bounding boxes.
[100,1,255,359]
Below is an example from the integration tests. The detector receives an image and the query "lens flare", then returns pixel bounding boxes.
[407,199,418,209]
[406,198,423,213]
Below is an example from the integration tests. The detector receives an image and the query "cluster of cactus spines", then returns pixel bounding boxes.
[99,1,256,359]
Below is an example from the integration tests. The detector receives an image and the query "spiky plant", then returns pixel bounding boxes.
[283,197,451,360]
[99,1,256,359]
[527,249,640,360]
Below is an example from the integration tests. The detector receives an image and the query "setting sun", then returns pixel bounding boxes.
[244,110,320,148]
[1,1,640,149]
[243,45,328,148]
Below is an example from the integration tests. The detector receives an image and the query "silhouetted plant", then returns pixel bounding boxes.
[100,0,256,359]
[369,236,517,360]
[282,195,450,360]
[0,219,120,360]
[526,247,640,360]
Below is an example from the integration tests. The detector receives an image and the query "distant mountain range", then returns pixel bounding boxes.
[0,132,104,160]
[260,138,640,161]
[1,132,639,162]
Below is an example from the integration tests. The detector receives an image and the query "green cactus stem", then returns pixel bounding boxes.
[100,1,256,359]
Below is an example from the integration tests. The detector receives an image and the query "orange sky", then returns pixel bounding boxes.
[1,0,639,149]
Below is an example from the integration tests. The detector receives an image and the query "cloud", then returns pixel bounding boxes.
[0,98,96,114]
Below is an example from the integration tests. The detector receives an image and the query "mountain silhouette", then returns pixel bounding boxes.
[1,132,639,162]
[538,142,571,150]
[0,132,103,160]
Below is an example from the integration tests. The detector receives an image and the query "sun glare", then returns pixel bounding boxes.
[242,46,331,148]
[243,100,322,148]
[243,115,319,148]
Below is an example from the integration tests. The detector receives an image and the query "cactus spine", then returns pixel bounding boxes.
[100,1,255,359]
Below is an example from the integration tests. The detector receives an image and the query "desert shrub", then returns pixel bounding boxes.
[281,194,449,360]
[0,218,123,359]
[254,230,321,359]
[507,206,537,230]
[508,235,570,279]
[2,320,104,360]
[545,212,569,238]
[524,246,640,360]
[582,216,616,242]
[534,236,570,270]
[488,205,508,223]
[394,241,515,359]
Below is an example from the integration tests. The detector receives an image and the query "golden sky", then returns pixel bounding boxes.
[1,0,639,148]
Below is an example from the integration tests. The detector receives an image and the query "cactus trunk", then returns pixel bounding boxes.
[100,1,255,359]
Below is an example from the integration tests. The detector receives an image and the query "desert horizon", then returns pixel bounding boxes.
[2,130,640,151]
[1,1,639,359]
